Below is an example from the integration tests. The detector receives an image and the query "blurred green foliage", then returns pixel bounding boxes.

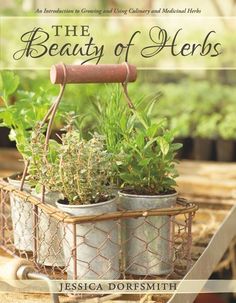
[1,70,236,151]
[155,81,236,140]
[0,71,57,158]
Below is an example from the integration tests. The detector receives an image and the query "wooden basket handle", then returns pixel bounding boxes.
[50,62,137,84]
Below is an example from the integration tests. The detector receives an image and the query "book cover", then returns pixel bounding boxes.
[0,1,235,303]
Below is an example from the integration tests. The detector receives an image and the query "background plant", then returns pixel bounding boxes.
[218,113,236,140]
[0,71,59,159]
[2,70,236,173]
[193,113,222,139]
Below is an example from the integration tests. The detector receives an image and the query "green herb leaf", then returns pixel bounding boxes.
[157,137,169,156]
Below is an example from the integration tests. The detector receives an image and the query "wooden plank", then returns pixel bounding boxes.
[177,175,236,198]
[177,161,236,199]
[177,161,236,179]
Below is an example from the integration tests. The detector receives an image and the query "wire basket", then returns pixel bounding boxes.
[0,179,197,280]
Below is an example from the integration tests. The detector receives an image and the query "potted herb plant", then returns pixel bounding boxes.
[0,71,34,251]
[42,129,120,279]
[117,116,181,276]
[0,71,64,258]
[95,87,181,276]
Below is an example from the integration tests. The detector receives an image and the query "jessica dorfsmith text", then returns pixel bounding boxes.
[58,281,178,293]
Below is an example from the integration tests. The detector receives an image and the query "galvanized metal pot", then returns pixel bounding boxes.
[56,197,120,280]
[8,175,34,252]
[119,191,177,276]
[31,190,65,267]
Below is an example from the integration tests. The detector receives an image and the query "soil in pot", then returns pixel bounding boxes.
[119,190,177,276]
[216,139,235,162]
[56,197,119,280]
[31,190,65,267]
[194,137,214,161]
[8,174,33,252]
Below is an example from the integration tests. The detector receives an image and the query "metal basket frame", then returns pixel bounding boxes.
[0,179,198,280]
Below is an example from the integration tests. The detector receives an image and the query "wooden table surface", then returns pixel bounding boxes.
[177,160,236,201]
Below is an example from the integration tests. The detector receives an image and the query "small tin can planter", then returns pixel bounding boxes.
[8,175,34,252]
[119,191,177,276]
[56,197,120,280]
[32,190,65,267]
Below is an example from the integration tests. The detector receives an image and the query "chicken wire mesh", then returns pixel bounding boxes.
[0,179,197,281]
